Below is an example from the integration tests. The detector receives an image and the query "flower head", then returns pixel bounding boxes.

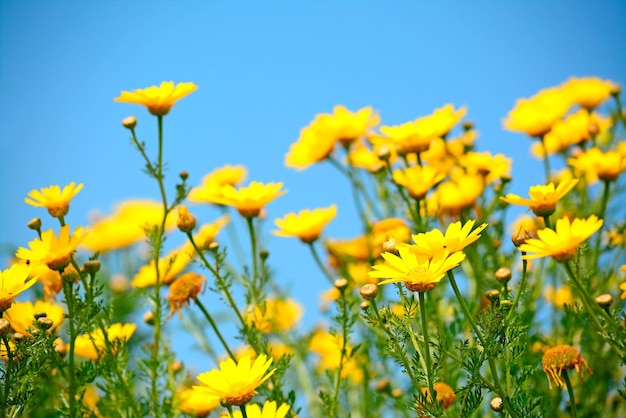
[458,151,512,185]
[131,247,192,288]
[193,354,276,406]
[392,165,445,200]
[245,298,303,333]
[188,165,248,204]
[429,172,484,217]
[168,273,205,318]
[285,122,337,171]
[407,220,488,258]
[561,76,619,109]
[0,263,37,310]
[25,182,83,218]
[230,401,291,418]
[17,225,88,271]
[210,181,287,218]
[568,147,626,183]
[500,179,579,217]
[114,81,198,116]
[421,382,456,409]
[273,205,337,243]
[504,87,571,137]
[177,387,221,417]
[318,105,380,147]
[4,300,65,336]
[176,205,196,233]
[74,323,136,361]
[519,215,603,262]
[369,246,465,292]
[542,345,592,389]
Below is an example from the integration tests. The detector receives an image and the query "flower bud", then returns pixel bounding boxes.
[54,338,67,357]
[595,294,613,309]
[13,332,26,342]
[61,268,80,283]
[177,205,196,233]
[260,250,269,261]
[34,312,47,320]
[382,236,399,255]
[360,284,378,301]
[83,260,101,275]
[179,171,189,181]
[359,301,370,311]
[485,289,500,304]
[462,121,474,131]
[376,145,392,161]
[495,267,512,283]
[499,300,513,313]
[0,319,10,336]
[334,278,349,291]
[172,360,183,374]
[143,311,155,326]
[122,116,137,129]
[512,222,533,247]
[490,397,503,413]
[37,317,54,331]
[27,218,42,231]
[375,378,390,392]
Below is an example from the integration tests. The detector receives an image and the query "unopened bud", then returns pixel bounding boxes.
[360,284,379,300]
[172,360,183,373]
[27,218,42,231]
[13,332,26,342]
[208,242,219,251]
[143,311,155,326]
[0,319,10,336]
[54,339,67,357]
[375,378,390,392]
[359,301,370,311]
[37,317,54,331]
[61,269,80,283]
[376,146,392,161]
[334,278,349,291]
[382,236,398,255]
[260,250,269,261]
[177,205,196,233]
[587,123,599,137]
[485,289,500,304]
[179,171,189,181]
[596,294,613,309]
[122,116,137,130]
[495,267,512,283]
[499,300,513,312]
[512,222,533,247]
[34,312,47,320]
[490,397,503,412]
[462,121,474,131]
[391,388,402,398]
[83,260,101,275]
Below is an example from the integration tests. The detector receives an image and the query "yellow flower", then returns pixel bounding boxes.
[369,246,466,292]
[210,182,287,218]
[25,182,83,218]
[230,401,291,418]
[0,263,37,310]
[285,122,337,171]
[519,215,603,262]
[568,147,626,183]
[318,105,380,147]
[309,329,363,382]
[273,205,337,243]
[544,285,574,308]
[421,382,456,409]
[193,354,276,406]
[429,172,484,216]
[561,76,619,109]
[504,87,571,137]
[74,323,136,361]
[392,165,445,200]
[114,81,198,116]
[245,298,303,333]
[17,225,88,271]
[542,345,592,389]
[407,220,488,258]
[29,264,63,300]
[178,387,221,417]
[4,300,65,336]
[177,205,196,233]
[378,120,433,154]
[620,280,626,300]
[188,165,248,204]
[168,273,205,318]
[346,141,390,173]
[500,179,579,217]
[414,104,466,138]
[131,246,193,288]
[458,151,512,185]
[81,200,176,252]
[532,109,612,157]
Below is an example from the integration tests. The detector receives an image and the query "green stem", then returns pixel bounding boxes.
[195,298,236,361]
[1,336,13,418]
[61,279,77,418]
[330,287,349,416]
[240,405,248,418]
[394,283,428,375]
[542,215,551,230]
[418,291,439,414]
[246,217,260,299]
[562,370,578,418]
[308,243,334,285]
[592,180,611,269]
[185,232,246,326]
[507,258,528,322]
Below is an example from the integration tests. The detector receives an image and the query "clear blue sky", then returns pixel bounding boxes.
[1,0,624,370]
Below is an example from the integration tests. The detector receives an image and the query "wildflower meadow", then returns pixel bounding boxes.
[0,74,625,418]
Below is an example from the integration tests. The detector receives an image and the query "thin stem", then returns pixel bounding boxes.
[308,243,334,285]
[246,217,260,298]
[61,279,77,418]
[239,405,248,418]
[507,258,528,322]
[330,286,349,416]
[394,283,428,375]
[542,215,551,230]
[418,291,439,414]
[592,180,611,269]
[563,371,578,418]
[195,298,236,361]
[1,336,13,418]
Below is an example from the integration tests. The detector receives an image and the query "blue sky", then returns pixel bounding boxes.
[1,0,624,370]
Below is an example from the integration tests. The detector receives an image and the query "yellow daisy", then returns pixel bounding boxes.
[273,205,337,243]
[17,225,88,271]
[177,387,221,417]
[4,300,65,336]
[392,165,445,200]
[210,181,287,218]
[25,182,83,218]
[0,263,37,310]
[230,401,291,418]
[188,165,248,204]
[568,147,626,183]
[368,246,466,292]
[561,76,619,109]
[114,81,198,116]
[500,179,579,217]
[519,215,603,262]
[407,220,488,258]
[542,345,592,389]
[168,272,206,318]
[245,297,303,333]
[74,323,136,361]
[193,354,276,406]
[285,123,337,171]
[503,87,571,137]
